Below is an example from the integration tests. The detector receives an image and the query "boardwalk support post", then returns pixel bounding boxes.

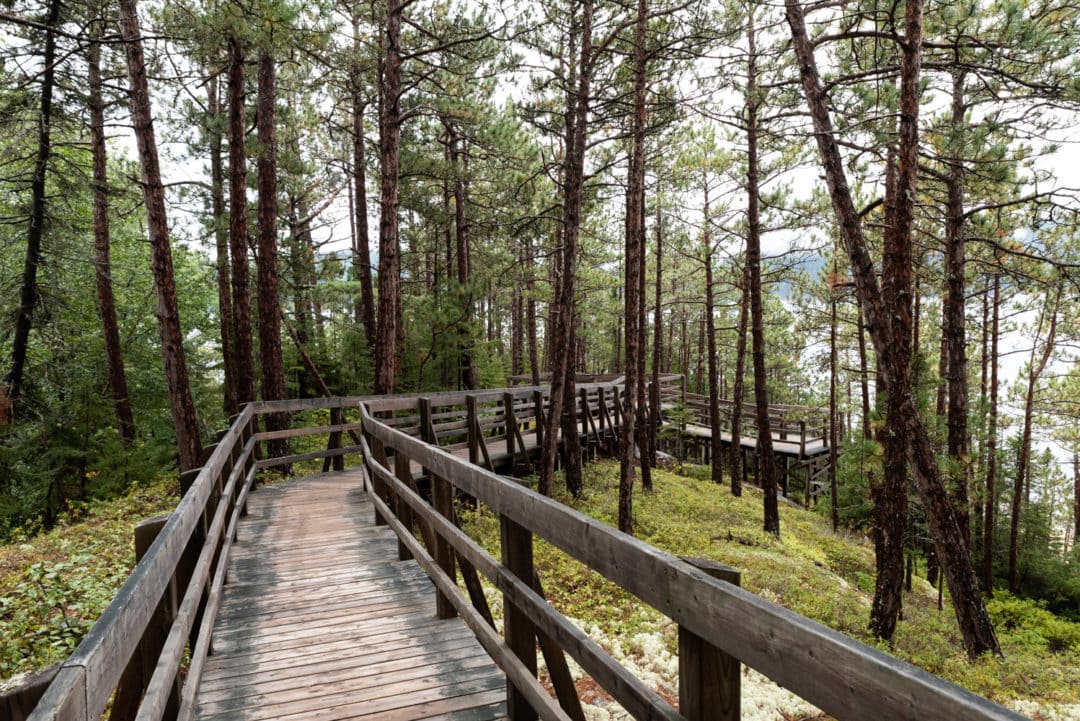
[500,514,537,721]
[678,557,741,721]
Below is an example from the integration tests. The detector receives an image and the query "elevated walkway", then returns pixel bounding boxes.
[18,377,1023,721]
[196,469,505,721]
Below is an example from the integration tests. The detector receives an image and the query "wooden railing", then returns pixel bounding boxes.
[23,405,260,721]
[358,386,1024,721]
[678,390,828,455]
[20,378,1023,721]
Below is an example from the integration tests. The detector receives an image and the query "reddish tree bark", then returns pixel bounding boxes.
[89,24,136,443]
[256,50,288,456]
[375,0,404,395]
[785,0,999,657]
[207,73,236,416]
[619,0,649,526]
[745,7,779,535]
[871,149,907,641]
[118,0,202,470]
[227,37,256,408]
[448,123,477,390]
[944,69,971,543]
[540,0,591,498]
[351,15,376,349]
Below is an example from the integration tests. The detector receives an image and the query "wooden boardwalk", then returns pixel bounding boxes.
[682,423,828,457]
[195,468,507,721]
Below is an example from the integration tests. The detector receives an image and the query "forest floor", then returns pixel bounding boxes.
[1,459,1078,721]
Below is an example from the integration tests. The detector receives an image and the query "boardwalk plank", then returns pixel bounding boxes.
[195,471,505,721]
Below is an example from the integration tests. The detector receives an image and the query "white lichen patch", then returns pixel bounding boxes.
[1010,700,1080,720]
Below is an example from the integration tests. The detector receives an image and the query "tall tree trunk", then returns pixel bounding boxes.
[227,37,256,407]
[118,0,202,470]
[704,247,725,490]
[983,273,1000,595]
[540,0,591,498]
[512,256,523,377]
[1009,282,1061,592]
[374,0,403,395]
[1073,444,1079,555]
[695,313,704,396]
[856,305,871,439]
[871,149,907,642]
[745,5,779,535]
[730,262,749,494]
[649,201,663,469]
[449,125,477,390]
[829,265,839,532]
[526,237,540,384]
[785,0,1000,657]
[4,0,59,411]
[635,185,651,491]
[620,0,648,524]
[351,18,376,349]
[256,50,288,458]
[207,74,236,416]
[973,284,990,559]
[89,21,136,443]
[944,69,970,543]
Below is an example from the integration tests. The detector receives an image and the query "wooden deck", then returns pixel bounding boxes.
[195,468,507,721]
[682,423,829,457]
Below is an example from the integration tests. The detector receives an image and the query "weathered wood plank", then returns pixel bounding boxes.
[194,469,506,721]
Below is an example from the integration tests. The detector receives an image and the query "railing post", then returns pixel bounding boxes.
[597,387,607,439]
[504,393,516,461]
[678,558,741,721]
[420,398,457,620]
[368,432,389,526]
[393,450,413,561]
[532,390,544,452]
[799,420,807,458]
[0,663,59,721]
[467,395,479,466]
[612,386,621,430]
[501,514,537,721]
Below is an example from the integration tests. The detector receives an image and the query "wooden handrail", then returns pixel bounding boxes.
[358,399,1024,721]
[27,406,258,721]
